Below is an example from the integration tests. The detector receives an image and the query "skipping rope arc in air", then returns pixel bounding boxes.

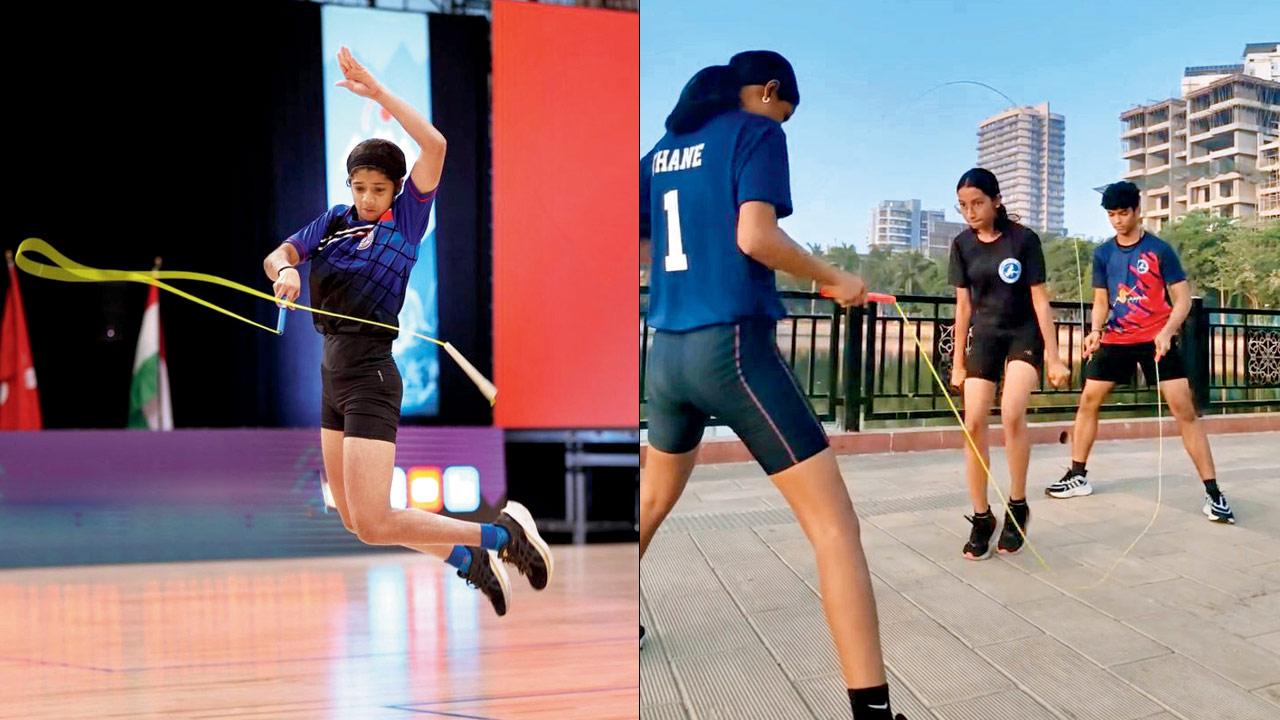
[13,237,497,406]
[822,284,1165,588]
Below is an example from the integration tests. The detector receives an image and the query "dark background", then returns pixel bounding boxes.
[2,2,493,428]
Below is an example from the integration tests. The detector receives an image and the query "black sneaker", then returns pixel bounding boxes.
[457,548,510,617]
[640,625,646,649]
[963,511,997,560]
[1045,467,1092,498]
[494,501,554,590]
[997,502,1030,555]
[1203,493,1236,524]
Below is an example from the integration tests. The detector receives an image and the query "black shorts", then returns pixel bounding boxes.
[1085,339,1186,385]
[966,324,1044,382]
[646,317,828,476]
[321,334,403,444]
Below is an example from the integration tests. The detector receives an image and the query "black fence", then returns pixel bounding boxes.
[640,288,1280,430]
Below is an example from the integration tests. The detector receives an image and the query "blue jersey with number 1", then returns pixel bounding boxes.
[641,110,792,332]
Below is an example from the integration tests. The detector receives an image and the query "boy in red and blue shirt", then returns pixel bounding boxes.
[1045,181,1234,523]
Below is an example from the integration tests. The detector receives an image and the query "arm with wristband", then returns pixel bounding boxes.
[265,244,302,305]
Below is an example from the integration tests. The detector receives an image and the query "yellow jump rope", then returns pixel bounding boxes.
[826,244,1165,589]
[14,237,497,405]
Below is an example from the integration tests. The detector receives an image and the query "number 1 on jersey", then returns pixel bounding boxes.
[662,190,688,272]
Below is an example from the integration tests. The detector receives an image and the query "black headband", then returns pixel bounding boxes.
[346,139,406,181]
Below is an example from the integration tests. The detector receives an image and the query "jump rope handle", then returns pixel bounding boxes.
[276,301,288,334]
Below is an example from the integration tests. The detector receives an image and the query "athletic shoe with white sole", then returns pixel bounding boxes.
[457,548,510,617]
[494,501,554,590]
[1045,467,1092,499]
[1203,493,1236,524]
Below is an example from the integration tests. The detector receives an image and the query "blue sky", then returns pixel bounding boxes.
[641,0,1278,248]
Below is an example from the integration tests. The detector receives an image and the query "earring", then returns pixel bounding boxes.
[762,96,771,104]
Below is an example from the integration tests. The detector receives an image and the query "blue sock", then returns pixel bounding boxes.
[445,545,472,573]
[480,524,510,551]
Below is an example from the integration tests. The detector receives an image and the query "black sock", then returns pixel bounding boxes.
[848,684,892,719]
[973,508,993,519]
[1071,460,1087,475]
[1203,479,1221,501]
[1009,497,1027,506]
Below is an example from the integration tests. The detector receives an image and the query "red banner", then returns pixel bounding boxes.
[492,2,639,428]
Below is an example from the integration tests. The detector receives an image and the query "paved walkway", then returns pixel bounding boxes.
[641,432,1280,719]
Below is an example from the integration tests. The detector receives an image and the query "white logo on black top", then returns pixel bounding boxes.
[998,258,1022,284]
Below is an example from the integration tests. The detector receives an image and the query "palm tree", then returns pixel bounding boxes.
[827,243,861,273]
[861,247,893,294]
[890,252,936,295]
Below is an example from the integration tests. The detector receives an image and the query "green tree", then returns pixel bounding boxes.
[915,258,950,296]
[887,252,937,295]
[1041,235,1098,305]
[1162,210,1231,304]
[827,243,862,273]
[1209,220,1280,308]
[775,241,844,292]
[859,247,895,295]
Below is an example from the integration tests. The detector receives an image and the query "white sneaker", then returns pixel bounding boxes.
[1045,468,1092,499]
[1203,493,1236,524]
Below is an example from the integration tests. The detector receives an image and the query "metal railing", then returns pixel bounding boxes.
[640,289,843,426]
[1203,305,1280,411]
[640,290,1280,431]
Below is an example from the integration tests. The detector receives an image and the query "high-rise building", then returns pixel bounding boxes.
[919,209,946,256]
[1122,42,1280,229]
[868,199,923,253]
[1121,99,1188,231]
[1243,41,1279,81]
[977,102,1066,236]
[868,201,960,256]
[1259,135,1280,219]
[926,219,969,259]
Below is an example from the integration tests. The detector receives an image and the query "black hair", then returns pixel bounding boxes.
[956,167,1014,231]
[1101,181,1141,211]
[346,138,406,183]
[728,50,800,106]
[664,64,742,135]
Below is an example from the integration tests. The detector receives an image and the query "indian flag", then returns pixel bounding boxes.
[128,284,173,430]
